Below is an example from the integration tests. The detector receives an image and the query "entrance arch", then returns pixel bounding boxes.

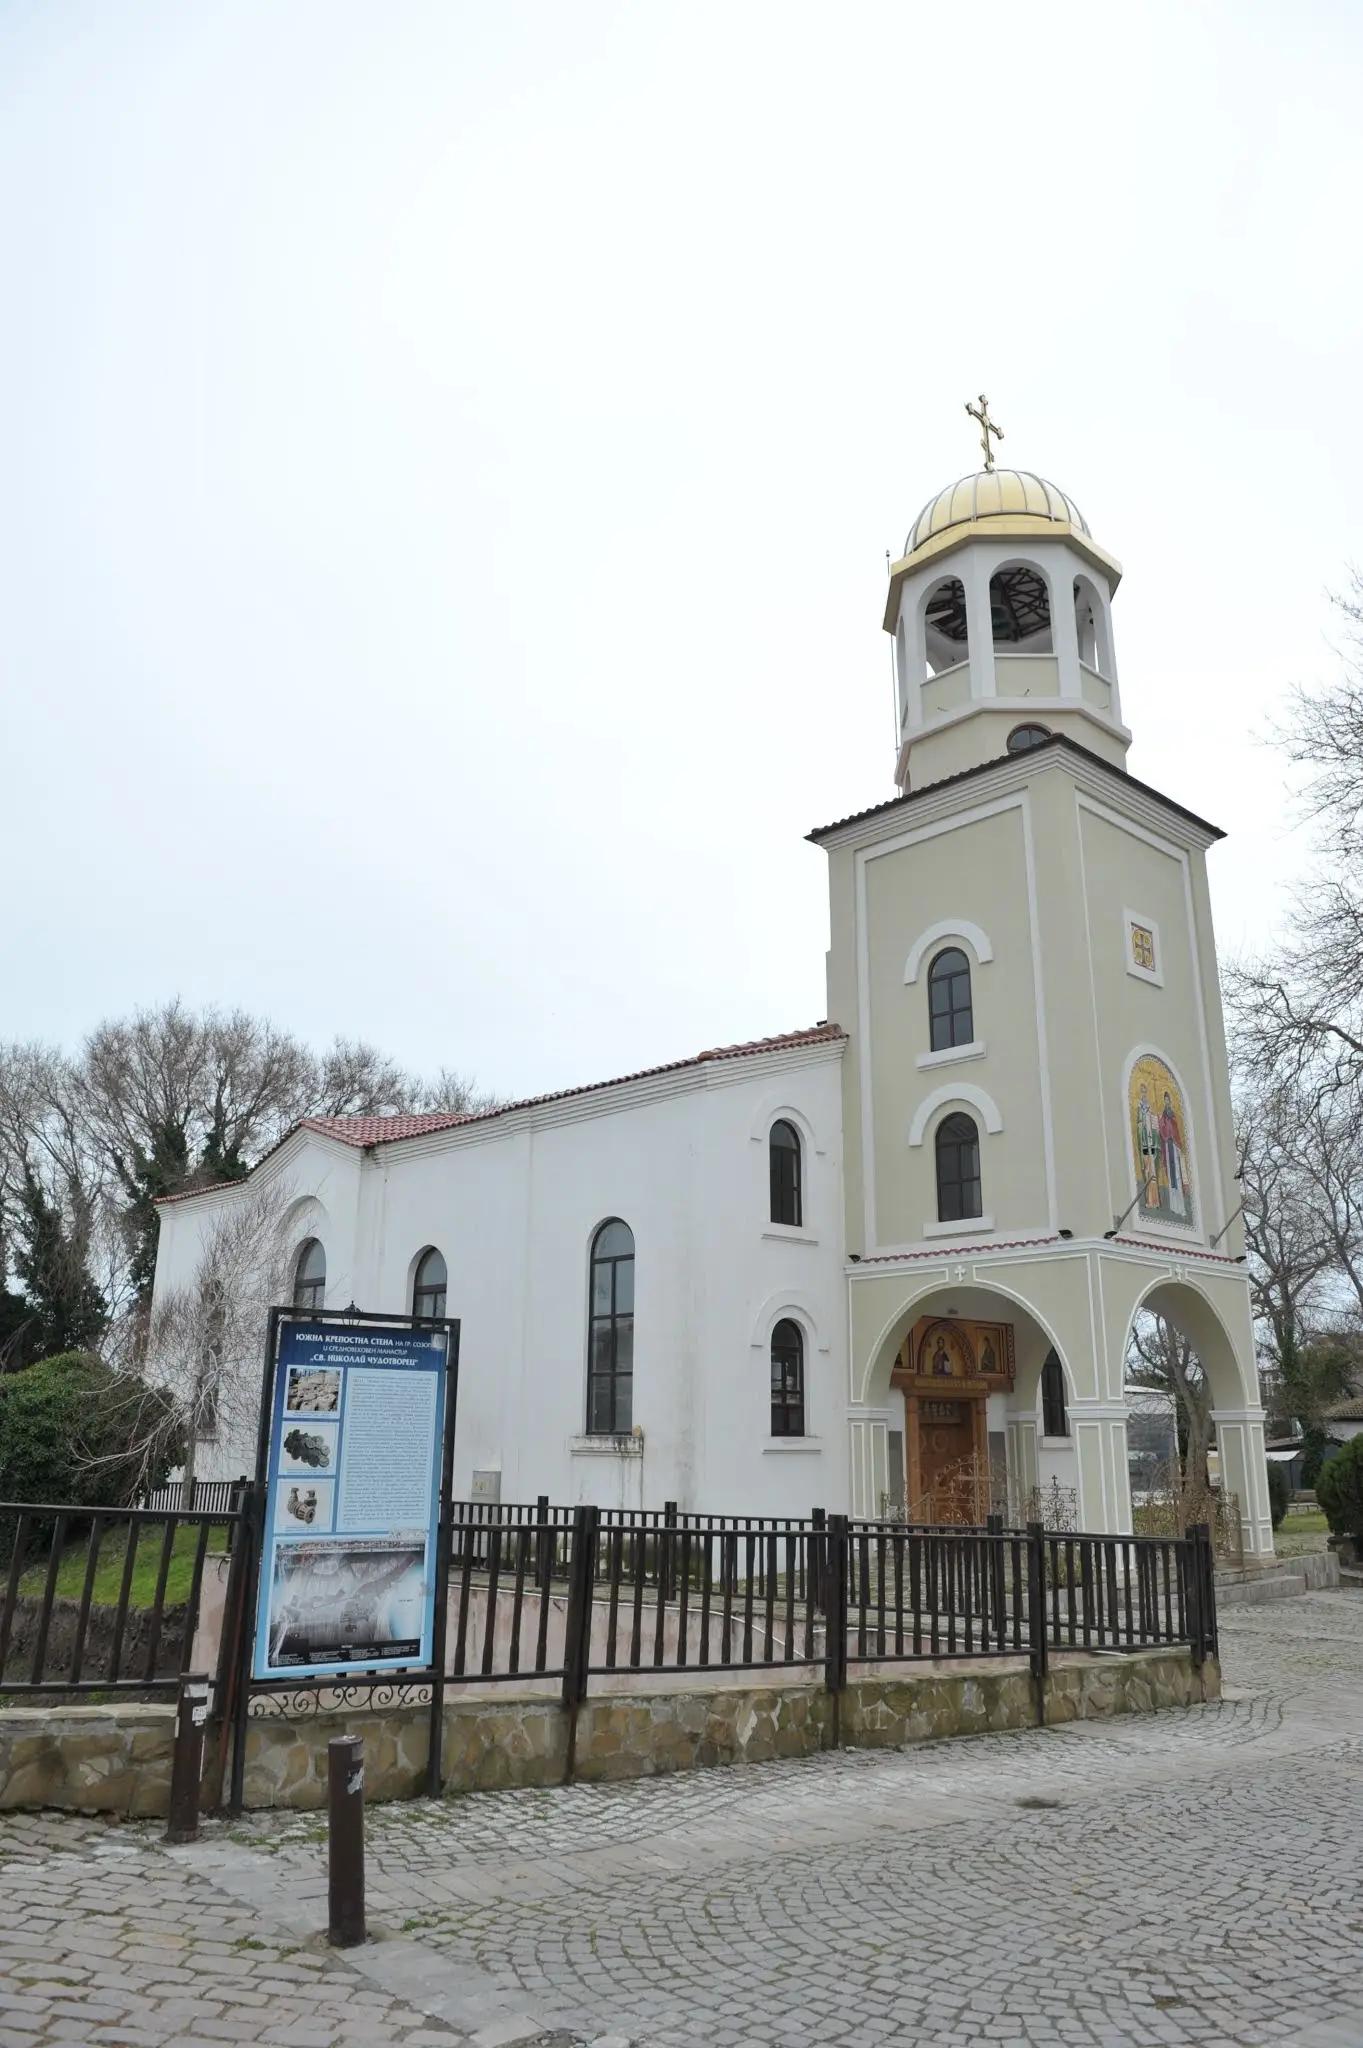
[860,1281,1082,1527]
[1121,1275,1272,1559]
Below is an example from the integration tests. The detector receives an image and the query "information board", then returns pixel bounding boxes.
[252,1317,450,1682]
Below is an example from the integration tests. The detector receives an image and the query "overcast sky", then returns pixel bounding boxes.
[3,1,1360,1101]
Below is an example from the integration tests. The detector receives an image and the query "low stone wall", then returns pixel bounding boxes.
[0,1645,1219,1815]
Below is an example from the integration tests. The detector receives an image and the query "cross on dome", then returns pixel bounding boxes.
[965,394,1003,472]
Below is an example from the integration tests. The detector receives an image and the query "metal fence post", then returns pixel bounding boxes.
[661,1499,678,1604]
[823,1514,849,1746]
[1026,1521,1048,1726]
[985,1513,1006,1649]
[561,1503,598,1781]
[165,1673,210,1845]
[1196,1522,1218,1661]
[810,1507,826,1615]
[327,1734,366,1947]
[1184,1530,1204,1668]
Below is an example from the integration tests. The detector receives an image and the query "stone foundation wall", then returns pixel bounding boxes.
[0,1645,1220,1815]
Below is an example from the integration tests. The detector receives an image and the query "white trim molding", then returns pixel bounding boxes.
[916,1039,987,1072]
[908,1082,1004,1148]
[922,1214,994,1238]
[903,919,995,984]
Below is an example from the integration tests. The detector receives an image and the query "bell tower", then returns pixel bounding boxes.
[885,401,1128,792]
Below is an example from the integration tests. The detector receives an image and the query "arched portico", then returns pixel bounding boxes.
[855,1279,1102,1529]
[1120,1273,1274,1561]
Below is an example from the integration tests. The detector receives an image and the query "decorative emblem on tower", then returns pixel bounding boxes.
[965,393,1003,471]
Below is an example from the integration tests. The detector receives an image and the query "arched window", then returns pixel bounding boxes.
[1041,1350,1069,1437]
[934,1113,982,1222]
[927,947,973,1051]
[769,1120,802,1227]
[989,564,1053,652]
[412,1247,448,1321]
[770,1319,805,1437]
[922,575,968,676]
[1006,722,1051,755]
[588,1220,634,1435]
[293,1238,326,1313]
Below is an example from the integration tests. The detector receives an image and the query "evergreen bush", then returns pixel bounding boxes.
[0,1352,181,1562]
[1316,1436,1363,1541]
[1265,1458,1291,1530]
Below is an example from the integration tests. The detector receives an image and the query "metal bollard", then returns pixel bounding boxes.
[165,1674,211,1845]
[327,1734,366,1947]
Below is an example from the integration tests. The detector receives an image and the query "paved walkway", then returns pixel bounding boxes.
[2,1592,1361,2048]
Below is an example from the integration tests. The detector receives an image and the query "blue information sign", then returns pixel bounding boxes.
[253,1318,449,1682]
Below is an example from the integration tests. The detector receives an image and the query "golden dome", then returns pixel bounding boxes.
[904,469,1089,558]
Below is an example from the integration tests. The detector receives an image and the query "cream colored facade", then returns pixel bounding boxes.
[815,464,1273,1560]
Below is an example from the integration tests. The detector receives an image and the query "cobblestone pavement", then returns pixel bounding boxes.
[2,1591,1361,2048]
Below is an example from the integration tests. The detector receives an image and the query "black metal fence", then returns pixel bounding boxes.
[441,1501,1218,1709]
[0,1492,1218,1727]
[0,1499,246,1699]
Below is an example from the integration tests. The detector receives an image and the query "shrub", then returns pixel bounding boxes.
[1265,1459,1291,1531]
[1316,1436,1363,1541]
[0,1352,182,1562]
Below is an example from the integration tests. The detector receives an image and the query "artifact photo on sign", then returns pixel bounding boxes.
[1129,1052,1195,1229]
[280,1422,337,1473]
[264,1536,426,1669]
[275,1477,336,1534]
[285,1365,341,1413]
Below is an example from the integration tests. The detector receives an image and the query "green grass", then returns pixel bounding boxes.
[18,1524,227,1610]
[1283,1507,1329,1532]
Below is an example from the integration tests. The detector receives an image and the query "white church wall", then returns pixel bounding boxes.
[149,1046,850,1516]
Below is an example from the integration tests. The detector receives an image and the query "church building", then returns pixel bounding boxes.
[152,427,1276,1562]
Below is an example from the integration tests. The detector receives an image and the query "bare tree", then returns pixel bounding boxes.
[1126,1311,1213,1486]
[132,1177,296,1504]
[1227,574,1363,1095]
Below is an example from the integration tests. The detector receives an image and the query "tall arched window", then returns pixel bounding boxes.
[934,1114,982,1222]
[769,1120,802,1227]
[770,1319,805,1437]
[293,1238,326,1312]
[588,1220,634,1435]
[927,947,973,1051]
[412,1247,448,1320]
[1041,1350,1069,1437]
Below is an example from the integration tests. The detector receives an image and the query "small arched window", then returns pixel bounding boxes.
[1073,577,1111,679]
[989,564,1053,652]
[927,947,973,1051]
[934,1114,982,1222]
[293,1238,326,1313]
[588,1220,635,1435]
[770,1319,805,1437]
[1041,1350,1069,1438]
[769,1120,803,1227]
[1006,722,1052,755]
[412,1247,448,1321]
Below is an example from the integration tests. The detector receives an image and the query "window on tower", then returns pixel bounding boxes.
[1006,722,1052,755]
[1041,1350,1069,1438]
[927,947,973,1051]
[989,563,1054,653]
[921,575,969,676]
[934,1113,982,1223]
[769,1120,802,1227]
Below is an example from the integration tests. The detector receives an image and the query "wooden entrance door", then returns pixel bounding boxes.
[891,1315,1015,1525]
[917,1395,978,1504]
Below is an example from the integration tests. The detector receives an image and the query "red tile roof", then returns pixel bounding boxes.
[154,1024,846,1204]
